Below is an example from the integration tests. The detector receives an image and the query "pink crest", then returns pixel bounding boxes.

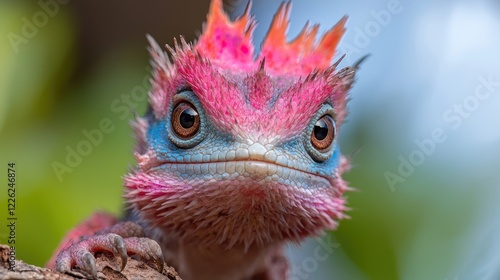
[196,0,346,76]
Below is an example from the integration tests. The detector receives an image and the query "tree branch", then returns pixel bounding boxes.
[0,244,182,280]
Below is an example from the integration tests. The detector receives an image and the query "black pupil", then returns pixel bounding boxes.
[180,108,197,128]
[313,119,329,140]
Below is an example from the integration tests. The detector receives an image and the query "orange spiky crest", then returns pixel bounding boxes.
[196,0,256,72]
[196,0,346,76]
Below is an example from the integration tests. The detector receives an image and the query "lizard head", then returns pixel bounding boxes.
[125,0,356,250]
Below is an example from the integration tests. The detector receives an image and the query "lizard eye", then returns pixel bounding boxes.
[311,115,335,151]
[167,90,208,148]
[304,105,337,162]
[171,102,200,139]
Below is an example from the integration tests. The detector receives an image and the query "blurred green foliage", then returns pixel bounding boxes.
[0,1,149,266]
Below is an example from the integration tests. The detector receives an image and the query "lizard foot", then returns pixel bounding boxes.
[55,233,163,279]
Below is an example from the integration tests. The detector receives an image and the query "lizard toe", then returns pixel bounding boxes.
[77,251,98,279]
[123,237,164,272]
[108,233,128,271]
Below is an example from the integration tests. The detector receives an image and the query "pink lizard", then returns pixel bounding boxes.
[48,0,360,279]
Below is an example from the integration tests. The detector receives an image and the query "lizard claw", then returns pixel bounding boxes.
[110,234,128,271]
[55,249,98,279]
[124,237,164,272]
[79,251,98,279]
[55,233,128,279]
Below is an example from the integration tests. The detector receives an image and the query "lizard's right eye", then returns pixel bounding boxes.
[171,102,200,139]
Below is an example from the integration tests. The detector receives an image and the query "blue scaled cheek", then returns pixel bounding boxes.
[145,90,234,165]
[148,117,228,162]
[146,117,234,164]
[319,145,341,176]
[147,118,182,159]
[280,136,341,178]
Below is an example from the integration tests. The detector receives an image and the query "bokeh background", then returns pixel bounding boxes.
[1,0,500,279]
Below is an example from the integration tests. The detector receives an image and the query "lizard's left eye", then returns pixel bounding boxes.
[304,104,337,162]
[171,102,200,139]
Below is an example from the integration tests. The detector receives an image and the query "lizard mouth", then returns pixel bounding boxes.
[150,159,333,190]
[125,155,348,247]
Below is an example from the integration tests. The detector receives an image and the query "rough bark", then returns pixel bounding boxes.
[0,244,181,280]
